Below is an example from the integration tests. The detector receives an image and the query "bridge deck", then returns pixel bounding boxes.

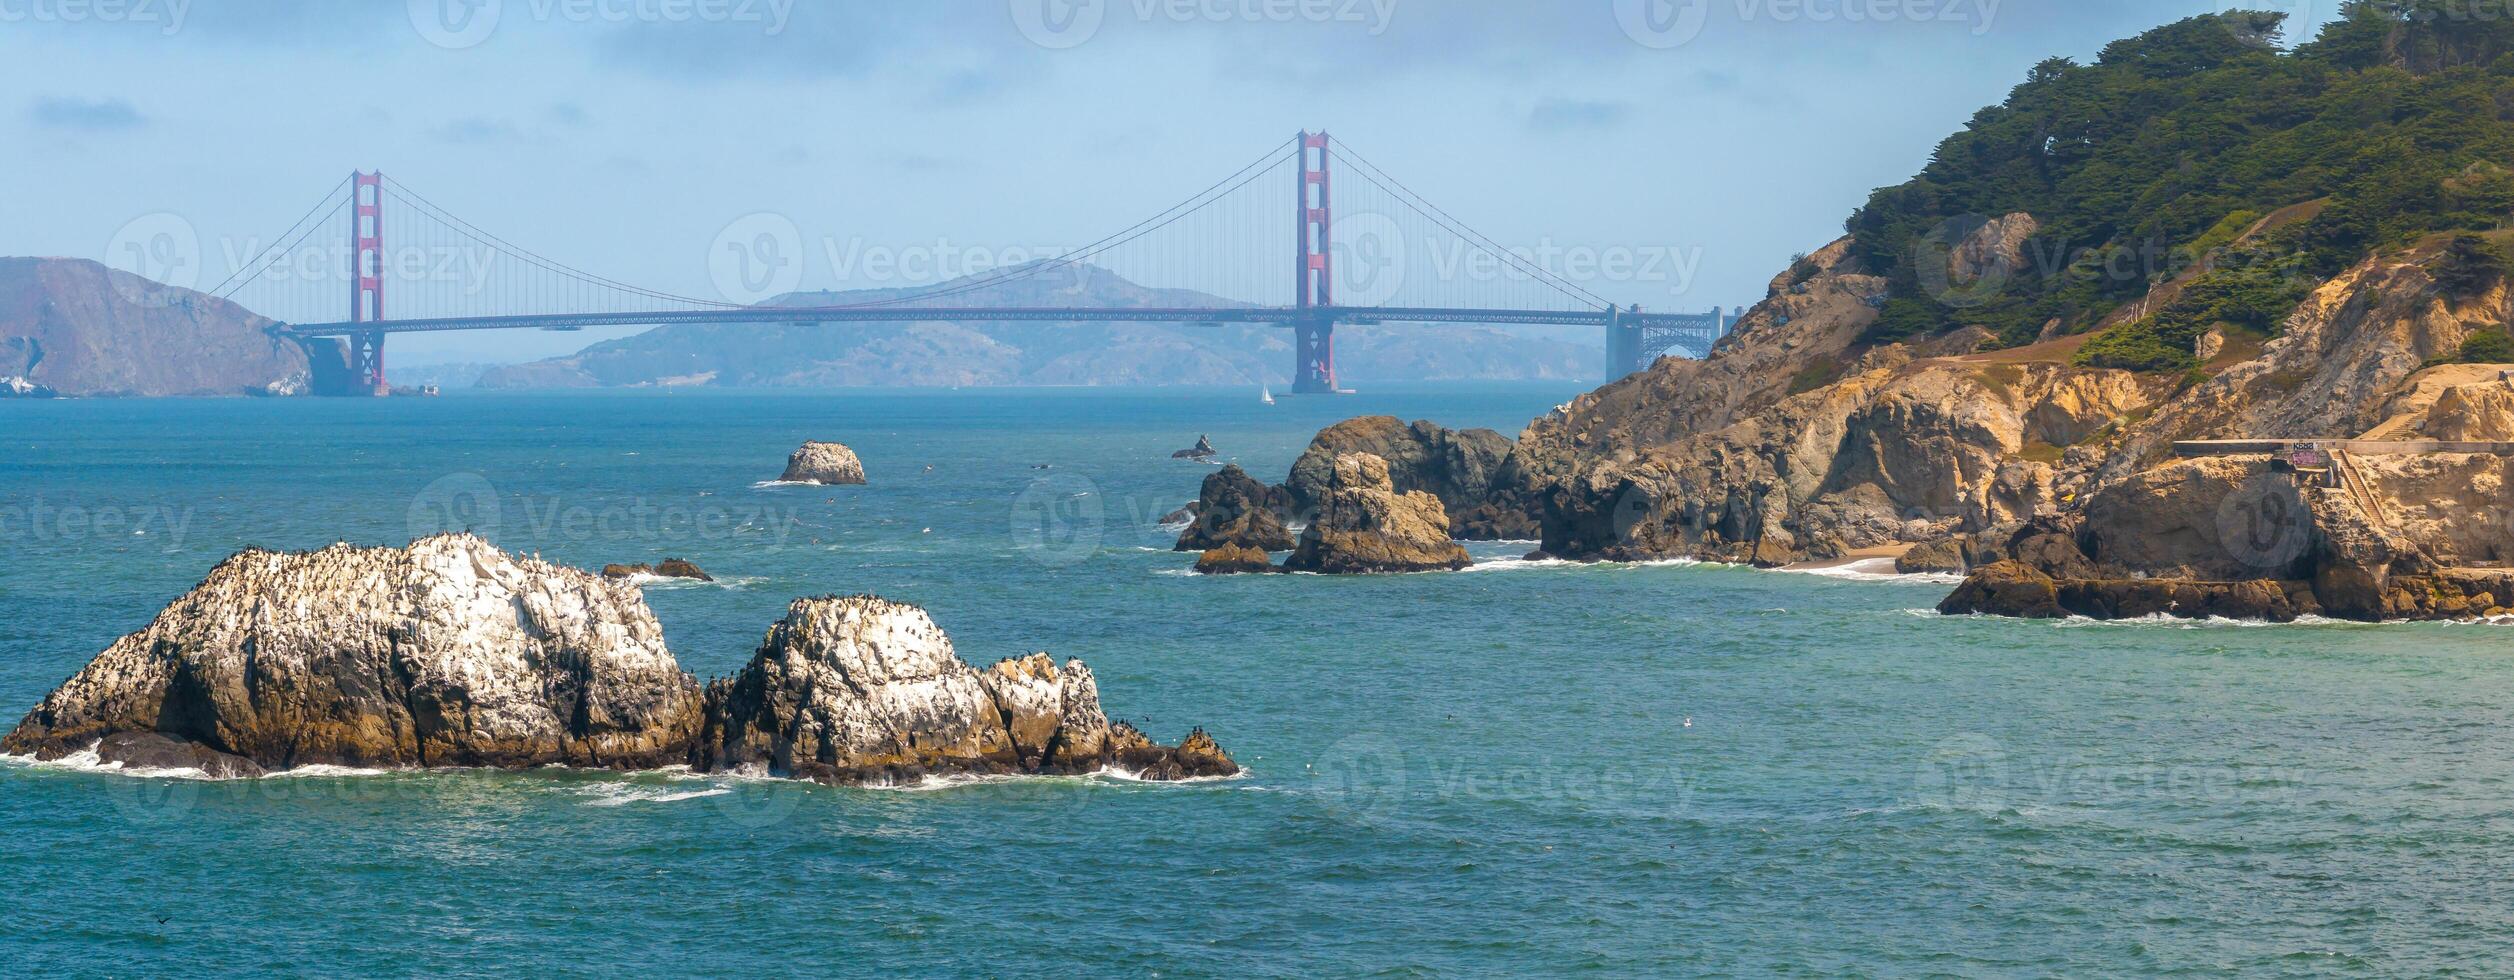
[278,305,1731,337]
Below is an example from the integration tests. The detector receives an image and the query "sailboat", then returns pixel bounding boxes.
[1260,383,1275,406]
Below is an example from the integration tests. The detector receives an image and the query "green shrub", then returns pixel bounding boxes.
[2073,264,2310,372]
[2448,328,2514,364]
[1836,5,2514,352]
[2434,234,2511,298]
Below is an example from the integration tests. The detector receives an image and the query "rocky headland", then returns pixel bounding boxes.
[2,535,1235,783]
[0,257,311,397]
[1211,11,2514,620]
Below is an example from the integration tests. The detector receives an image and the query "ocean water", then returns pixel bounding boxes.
[5,384,2514,975]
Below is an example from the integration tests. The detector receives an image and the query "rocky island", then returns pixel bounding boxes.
[1,535,1235,783]
[780,441,868,485]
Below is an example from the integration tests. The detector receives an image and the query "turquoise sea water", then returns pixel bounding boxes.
[5,384,2514,976]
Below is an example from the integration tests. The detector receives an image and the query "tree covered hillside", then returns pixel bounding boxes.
[1846,2,2514,369]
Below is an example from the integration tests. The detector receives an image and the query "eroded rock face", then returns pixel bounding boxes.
[0,534,704,770]
[690,596,1234,783]
[1175,464,1297,552]
[1526,359,2154,564]
[781,441,867,485]
[1281,453,1472,574]
[2419,381,2514,441]
[1283,416,1513,527]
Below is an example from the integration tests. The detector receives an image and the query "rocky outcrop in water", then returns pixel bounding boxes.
[1172,435,1218,459]
[1283,416,1515,533]
[1938,560,2312,622]
[602,558,713,582]
[1193,544,1276,575]
[0,535,704,769]
[1175,418,1513,556]
[1174,464,1296,552]
[1938,449,2514,622]
[1281,453,1473,574]
[780,442,867,485]
[689,596,1235,783]
[3,537,1235,783]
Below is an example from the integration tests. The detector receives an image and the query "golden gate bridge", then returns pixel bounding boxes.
[210,133,1736,396]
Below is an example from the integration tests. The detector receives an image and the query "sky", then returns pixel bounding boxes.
[1,0,2337,364]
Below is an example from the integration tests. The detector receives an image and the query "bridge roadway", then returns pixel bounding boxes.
[277,305,1727,337]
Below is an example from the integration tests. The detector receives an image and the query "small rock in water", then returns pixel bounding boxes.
[1171,434,1218,459]
[779,441,867,486]
[97,731,264,779]
[600,558,712,582]
[1194,544,1276,575]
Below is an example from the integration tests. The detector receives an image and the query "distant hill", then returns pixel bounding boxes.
[0,257,308,397]
[477,265,1601,389]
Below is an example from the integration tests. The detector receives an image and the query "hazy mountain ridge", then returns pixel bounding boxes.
[477,264,1602,389]
[0,257,308,397]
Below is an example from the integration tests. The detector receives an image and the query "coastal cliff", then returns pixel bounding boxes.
[1250,8,2514,620]
[2,535,1236,782]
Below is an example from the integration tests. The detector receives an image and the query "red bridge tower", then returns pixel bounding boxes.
[1292,131,1345,394]
[348,171,388,396]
